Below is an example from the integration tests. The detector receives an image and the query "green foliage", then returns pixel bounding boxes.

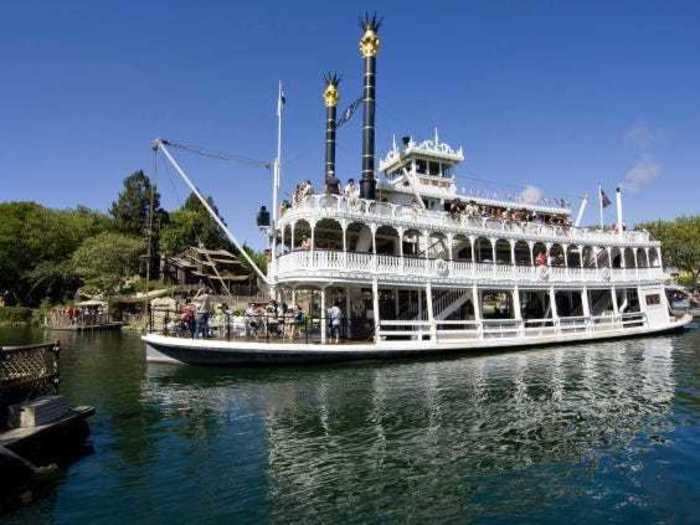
[160,192,232,254]
[110,171,164,236]
[0,306,34,324]
[110,171,167,278]
[639,215,700,284]
[0,202,112,305]
[72,232,145,294]
[241,245,268,275]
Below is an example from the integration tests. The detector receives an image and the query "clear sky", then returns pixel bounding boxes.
[2,1,699,248]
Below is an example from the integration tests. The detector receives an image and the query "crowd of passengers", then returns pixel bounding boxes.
[281,179,574,230]
[166,292,346,343]
[446,198,572,229]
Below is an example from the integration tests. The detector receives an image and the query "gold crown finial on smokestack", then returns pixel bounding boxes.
[359,13,381,58]
[323,73,341,107]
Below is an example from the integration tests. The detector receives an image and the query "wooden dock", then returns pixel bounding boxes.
[47,322,125,332]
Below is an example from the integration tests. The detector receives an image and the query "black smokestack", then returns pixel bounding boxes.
[323,73,340,192]
[359,13,382,200]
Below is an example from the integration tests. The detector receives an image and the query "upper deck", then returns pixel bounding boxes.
[278,193,656,249]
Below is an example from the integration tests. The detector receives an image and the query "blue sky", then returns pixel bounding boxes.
[2,1,699,247]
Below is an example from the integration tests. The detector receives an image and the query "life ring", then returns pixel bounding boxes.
[536,265,550,281]
[435,259,449,277]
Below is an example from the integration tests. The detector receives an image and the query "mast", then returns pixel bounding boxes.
[359,14,381,200]
[323,73,340,191]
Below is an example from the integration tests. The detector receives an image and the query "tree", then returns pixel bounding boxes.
[72,232,145,294]
[110,171,162,235]
[0,202,112,305]
[640,215,700,285]
[241,245,267,276]
[110,171,166,278]
[160,192,232,254]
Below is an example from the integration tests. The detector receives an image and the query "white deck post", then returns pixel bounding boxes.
[549,286,559,329]
[342,221,348,268]
[611,286,619,320]
[398,227,405,273]
[582,286,591,331]
[490,238,497,270]
[372,278,380,343]
[472,284,482,338]
[320,287,327,344]
[310,221,316,265]
[345,287,352,338]
[371,224,378,272]
[512,285,522,320]
[417,288,423,339]
[426,281,436,341]
[469,236,476,277]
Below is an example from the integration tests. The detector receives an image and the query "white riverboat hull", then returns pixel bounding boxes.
[144,315,693,366]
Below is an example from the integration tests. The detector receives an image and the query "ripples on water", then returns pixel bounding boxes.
[3,324,700,523]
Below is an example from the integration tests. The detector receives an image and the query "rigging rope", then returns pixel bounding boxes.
[160,139,272,170]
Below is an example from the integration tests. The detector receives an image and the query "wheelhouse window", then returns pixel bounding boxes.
[428,161,440,176]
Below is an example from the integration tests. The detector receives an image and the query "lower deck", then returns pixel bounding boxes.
[144,313,692,365]
[147,282,677,350]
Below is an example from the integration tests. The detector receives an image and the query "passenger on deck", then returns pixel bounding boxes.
[329,302,342,344]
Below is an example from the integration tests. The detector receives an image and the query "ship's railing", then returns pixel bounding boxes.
[276,250,666,284]
[377,312,647,342]
[284,193,653,245]
[148,308,377,344]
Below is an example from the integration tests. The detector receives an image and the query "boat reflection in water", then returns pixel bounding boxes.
[142,337,675,520]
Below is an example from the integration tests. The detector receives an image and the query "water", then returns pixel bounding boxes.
[2,324,700,524]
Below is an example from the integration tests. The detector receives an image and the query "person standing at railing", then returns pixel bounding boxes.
[344,178,360,209]
[194,293,211,339]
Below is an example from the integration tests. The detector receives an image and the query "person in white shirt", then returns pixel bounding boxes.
[329,302,342,343]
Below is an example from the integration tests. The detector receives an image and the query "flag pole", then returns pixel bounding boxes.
[270,81,283,288]
[598,183,604,230]
[273,81,283,225]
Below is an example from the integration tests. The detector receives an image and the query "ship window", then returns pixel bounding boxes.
[480,290,515,319]
[416,159,427,174]
[428,161,440,176]
[645,294,661,306]
[616,288,640,313]
[555,290,584,317]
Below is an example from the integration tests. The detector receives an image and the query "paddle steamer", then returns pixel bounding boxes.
[144,16,691,365]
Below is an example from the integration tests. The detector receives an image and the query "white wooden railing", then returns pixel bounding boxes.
[282,193,654,246]
[377,312,647,342]
[275,250,666,285]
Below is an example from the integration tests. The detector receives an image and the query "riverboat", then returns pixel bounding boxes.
[144,15,692,366]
